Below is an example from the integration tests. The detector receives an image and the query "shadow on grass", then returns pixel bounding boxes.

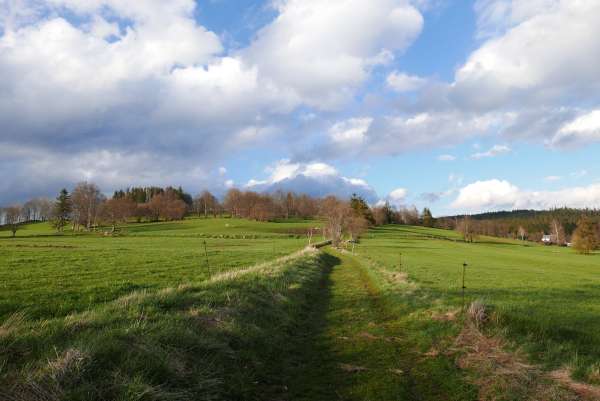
[281,252,341,401]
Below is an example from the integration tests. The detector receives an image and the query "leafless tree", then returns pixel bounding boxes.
[148,190,187,221]
[518,226,527,241]
[71,182,105,231]
[550,219,566,245]
[224,189,243,218]
[4,205,23,237]
[457,216,475,243]
[320,196,353,246]
[194,190,219,218]
[101,198,136,231]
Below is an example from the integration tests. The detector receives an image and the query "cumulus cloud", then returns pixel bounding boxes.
[316,111,502,159]
[245,160,378,202]
[387,71,427,92]
[550,110,600,148]
[452,179,600,212]
[356,1,600,155]
[470,144,511,159]
[329,118,373,147]
[0,0,428,203]
[244,0,424,109]
[378,187,409,207]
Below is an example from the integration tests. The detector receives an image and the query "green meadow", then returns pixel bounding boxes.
[0,218,318,320]
[1,219,599,400]
[356,225,600,384]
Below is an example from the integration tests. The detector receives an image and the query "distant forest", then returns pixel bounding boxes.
[437,208,600,242]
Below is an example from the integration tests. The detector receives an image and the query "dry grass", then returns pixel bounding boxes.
[0,312,27,338]
[468,299,488,327]
[431,309,459,322]
[46,348,88,383]
[339,363,368,373]
[454,323,579,401]
[550,369,600,400]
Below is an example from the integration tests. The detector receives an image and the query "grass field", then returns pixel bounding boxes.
[2,219,599,400]
[355,225,600,385]
[0,218,319,320]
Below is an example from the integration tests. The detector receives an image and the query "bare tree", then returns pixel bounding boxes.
[457,216,475,243]
[71,182,105,231]
[148,190,187,221]
[224,189,243,218]
[194,190,218,218]
[4,205,23,237]
[101,198,136,231]
[518,226,527,241]
[550,219,566,245]
[320,196,352,247]
[347,215,369,242]
[38,198,53,221]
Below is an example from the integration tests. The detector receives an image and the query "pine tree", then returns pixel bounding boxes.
[422,208,434,227]
[572,216,599,255]
[350,194,375,225]
[52,189,72,232]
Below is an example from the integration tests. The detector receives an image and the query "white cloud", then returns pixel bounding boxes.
[245,160,378,202]
[218,167,227,176]
[387,71,427,92]
[379,187,408,207]
[438,154,456,161]
[0,0,433,204]
[452,179,522,211]
[329,118,373,147]
[544,176,561,182]
[249,159,340,188]
[452,179,600,212]
[454,1,600,112]
[550,110,600,148]
[244,0,424,109]
[474,0,560,38]
[471,144,511,159]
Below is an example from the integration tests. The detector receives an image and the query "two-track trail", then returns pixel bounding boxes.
[279,248,476,401]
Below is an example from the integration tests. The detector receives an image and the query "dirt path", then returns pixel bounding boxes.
[281,248,476,401]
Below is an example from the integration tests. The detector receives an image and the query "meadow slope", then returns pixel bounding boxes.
[0,218,319,320]
[355,225,600,386]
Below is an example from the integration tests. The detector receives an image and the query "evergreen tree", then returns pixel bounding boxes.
[572,216,599,255]
[350,194,375,225]
[52,188,72,232]
[422,208,434,227]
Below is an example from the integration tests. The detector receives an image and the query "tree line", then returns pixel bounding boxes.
[442,208,600,254]
[0,182,438,242]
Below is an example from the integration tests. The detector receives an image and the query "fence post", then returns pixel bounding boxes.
[203,240,211,279]
[462,262,468,310]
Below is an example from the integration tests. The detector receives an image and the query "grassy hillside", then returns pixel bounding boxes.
[355,225,600,384]
[0,218,320,320]
[1,248,331,401]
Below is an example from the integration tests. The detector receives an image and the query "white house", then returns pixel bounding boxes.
[542,234,553,244]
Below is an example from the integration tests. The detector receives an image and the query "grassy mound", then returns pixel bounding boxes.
[1,248,326,401]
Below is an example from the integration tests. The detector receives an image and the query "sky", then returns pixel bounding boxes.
[2,0,600,216]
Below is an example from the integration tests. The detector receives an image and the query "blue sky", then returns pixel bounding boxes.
[2,0,600,215]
